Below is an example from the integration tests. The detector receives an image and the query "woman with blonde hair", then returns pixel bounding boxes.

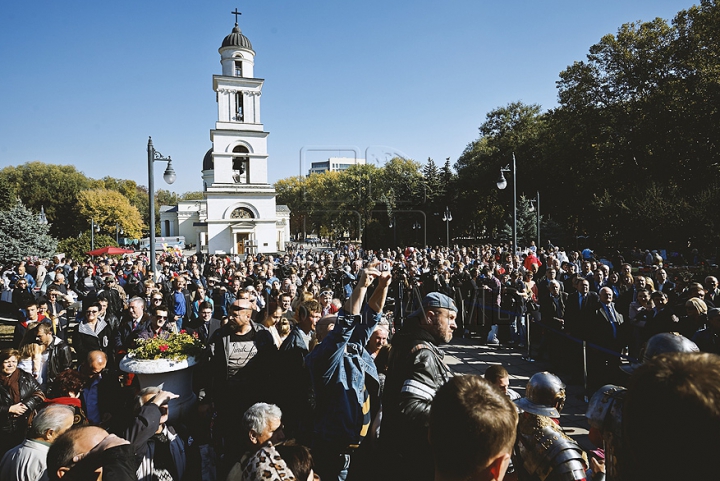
[17,326,46,392]
[679,297,708,339]
[276,317,292,344]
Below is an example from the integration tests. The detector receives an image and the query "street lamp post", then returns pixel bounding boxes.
[90,218,100,252]
[442,207,452,249]
[497,152,517,256]
[528,191,541,250]
[116,223,124,245]
[535,191,540,250]
[147,137,177,281]
[389,216,397,248]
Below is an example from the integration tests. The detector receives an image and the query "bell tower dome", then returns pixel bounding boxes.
[219,21,255,78]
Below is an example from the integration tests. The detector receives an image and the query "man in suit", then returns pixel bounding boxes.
[704,276,720,306]
[114,297,150,355]
[588,269,607,294]
[655,269,676,297]
[193,301,222,346]
[564,278,599,340]
[539,280,568,332]
[539,280,569,367]
[536,268,563,299]
[587,287,627,390]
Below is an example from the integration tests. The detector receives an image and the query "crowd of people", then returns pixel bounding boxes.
[0,242,718,481]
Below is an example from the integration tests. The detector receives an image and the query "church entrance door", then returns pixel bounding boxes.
[236,233,249,255]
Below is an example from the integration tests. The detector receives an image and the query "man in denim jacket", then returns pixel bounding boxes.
[305,264,391,481]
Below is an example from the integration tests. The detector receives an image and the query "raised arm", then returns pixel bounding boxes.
[344,267,378,315]
[368,269,392,314]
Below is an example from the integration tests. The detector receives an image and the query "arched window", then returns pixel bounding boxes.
[232,145,250,183]
[231,207,255,219]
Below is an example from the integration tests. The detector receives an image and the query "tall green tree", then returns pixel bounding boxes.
[454,102,547,242]
[0,200,58,264]
[422,158,441,204]
[501,195,542,247]
[0,176,16,210]
[0,162,92,239]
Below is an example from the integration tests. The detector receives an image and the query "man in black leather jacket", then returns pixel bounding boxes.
[380,292,457,481]
[36,323,72,391]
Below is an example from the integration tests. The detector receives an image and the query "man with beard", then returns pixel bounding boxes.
[380,292,457,481]
[209,299,276,472]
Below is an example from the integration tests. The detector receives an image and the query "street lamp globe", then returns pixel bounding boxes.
[497,172,508,190]
[163,160,177,184]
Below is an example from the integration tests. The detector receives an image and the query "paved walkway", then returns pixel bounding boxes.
[443,337,593,452]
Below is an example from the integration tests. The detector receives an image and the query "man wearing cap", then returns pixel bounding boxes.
[380,291,457,481]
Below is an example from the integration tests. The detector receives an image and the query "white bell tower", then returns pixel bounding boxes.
[204,10,269,186]
[200,10,279,256]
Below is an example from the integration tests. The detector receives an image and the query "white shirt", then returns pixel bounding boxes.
[0,438,50,481]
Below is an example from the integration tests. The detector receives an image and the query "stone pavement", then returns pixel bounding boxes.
[443,337,594,452]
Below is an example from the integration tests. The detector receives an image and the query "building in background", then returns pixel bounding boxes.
[161,18,290,255]
[308,157,366,176]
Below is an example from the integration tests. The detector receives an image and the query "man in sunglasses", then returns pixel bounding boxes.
[209,299,276,469]
[132,305,172,342]
[97,275,125,320]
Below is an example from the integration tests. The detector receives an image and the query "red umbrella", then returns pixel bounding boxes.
[85,246,135,256]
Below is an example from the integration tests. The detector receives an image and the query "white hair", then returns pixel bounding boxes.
[243,403,282,434]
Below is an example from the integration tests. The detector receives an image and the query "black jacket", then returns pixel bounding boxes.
[565,291,600,339]
[539,292,568,331]
[0,370,44,435]
[381,322,452,478]
[209,322,276,407]
[72,319,114,366]
[46,336,73,386]
[113,313,150,353]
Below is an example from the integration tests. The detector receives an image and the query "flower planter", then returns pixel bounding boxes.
[119,355,198,422]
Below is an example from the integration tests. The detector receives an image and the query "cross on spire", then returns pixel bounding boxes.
[231,8,242,24]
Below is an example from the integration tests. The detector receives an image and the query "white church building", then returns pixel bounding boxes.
[160,18,290,256]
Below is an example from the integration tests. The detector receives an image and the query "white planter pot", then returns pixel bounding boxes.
[119,356,198,422]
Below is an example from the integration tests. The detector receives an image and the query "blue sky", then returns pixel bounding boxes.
[0,0,695,194]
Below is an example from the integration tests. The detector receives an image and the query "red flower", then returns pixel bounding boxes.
[192,332,199,338]
[180,329,187,334]
[159,345,169,352]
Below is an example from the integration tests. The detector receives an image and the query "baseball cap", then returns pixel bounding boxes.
[409,292,458,319]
